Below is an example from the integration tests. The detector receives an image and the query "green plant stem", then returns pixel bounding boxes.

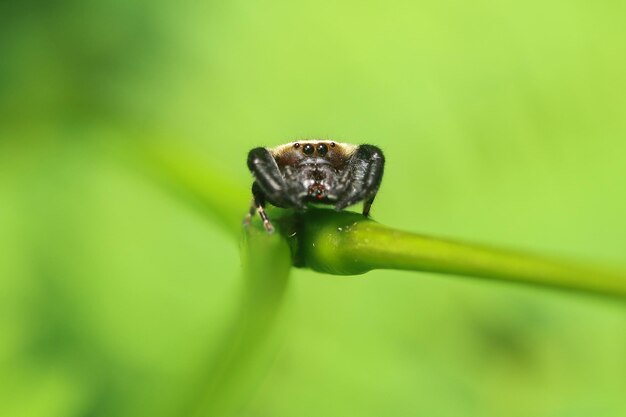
[288,208,626,298]
[130,143,292,416]
[187,227,291,417]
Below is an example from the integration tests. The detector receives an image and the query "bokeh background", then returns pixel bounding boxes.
[1,1,626,416]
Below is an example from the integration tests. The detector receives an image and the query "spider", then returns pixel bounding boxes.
[245,140,385,233]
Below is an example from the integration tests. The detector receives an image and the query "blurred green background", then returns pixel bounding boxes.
[1,1,626,416]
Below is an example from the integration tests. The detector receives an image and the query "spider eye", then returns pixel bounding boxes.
[293,142,300,148]
[317,143,328,156]
[303,144,314,155]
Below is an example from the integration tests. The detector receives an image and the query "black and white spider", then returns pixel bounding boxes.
[245,140,385,233]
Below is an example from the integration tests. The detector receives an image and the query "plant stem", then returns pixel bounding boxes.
[188,227,292,417]
[286,208,626,299]
[131,143,292,416]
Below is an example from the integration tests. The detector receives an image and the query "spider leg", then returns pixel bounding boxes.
[362,194,376,217]
[247,147,306,209]
[334,144,384,216]
[250,182,274,233]
[243,198,256,226]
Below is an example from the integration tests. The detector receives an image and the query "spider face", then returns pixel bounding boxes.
[271,141,357,203]
[246,140,384,233]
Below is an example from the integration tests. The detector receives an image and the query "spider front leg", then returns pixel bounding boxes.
[334,144,385,216]
[246,182,274,233]
[246,147,305,232]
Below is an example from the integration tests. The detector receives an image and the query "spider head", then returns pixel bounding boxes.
[270,140,358,170]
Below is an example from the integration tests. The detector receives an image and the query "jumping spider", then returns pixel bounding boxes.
[245,140,385,233]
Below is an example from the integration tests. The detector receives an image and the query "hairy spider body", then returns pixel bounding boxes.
[246,141,384,233]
